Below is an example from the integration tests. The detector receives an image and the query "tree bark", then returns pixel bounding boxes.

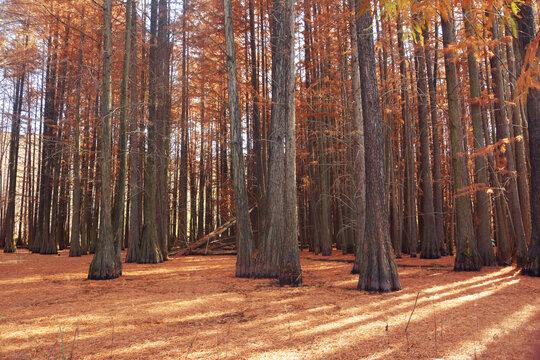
[489,12,527,267]
[440,12,481,271]
[354,4,401,292]
[139,0,164,265]
[88,0,122,279]
[223,0,255,278]
[414,15,439,259]
[518,4,540,276]
[462,7,495,266]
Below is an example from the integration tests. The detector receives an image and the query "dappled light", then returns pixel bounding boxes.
[1,249,539,359]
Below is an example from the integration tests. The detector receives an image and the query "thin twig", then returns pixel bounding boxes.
[405,291,421,352]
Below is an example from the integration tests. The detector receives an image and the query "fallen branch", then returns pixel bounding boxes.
[171,207,254,256]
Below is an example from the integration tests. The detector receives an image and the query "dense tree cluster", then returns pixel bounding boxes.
[0,0,538,291]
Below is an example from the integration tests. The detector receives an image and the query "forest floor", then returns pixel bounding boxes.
[1,249,539,360]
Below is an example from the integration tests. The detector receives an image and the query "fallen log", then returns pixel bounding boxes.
[172,207,254,256]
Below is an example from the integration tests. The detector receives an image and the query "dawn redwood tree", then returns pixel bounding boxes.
[69,22,85,258]
[349,0,366,272]
[139,0,164,264]
[397,12,418,258]
[462,6,495,266]
[489,11,528,267]
[424,22,447,256]
[354,2,401,292]
[3,71,25,253]
[440,10,481,271]
[414,14,439,259]
[279,0,302,286]
[519,3,540,277]
[88,0,122,280]
[111,0,133,265]
[223,0,255,278]
[254,0,301,281]
[126,0,140,263]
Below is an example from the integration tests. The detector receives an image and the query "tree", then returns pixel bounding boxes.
[69,14,85,258]
[440,10,481,271]
[414,13,440,259]
[3,71,25,253]
[126,0,140,263]
[354,2,401,292]
[279,0,302,286]
[111,0,133,265]
[254,0,302,283]
[488,10,527,267]
[139,0,164,264]
[462,6,495,266]
[223,0,255,278]
[88,0,122,280]
[519,3,540,277]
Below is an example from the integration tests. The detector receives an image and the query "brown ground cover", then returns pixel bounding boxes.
[1,249,539,359]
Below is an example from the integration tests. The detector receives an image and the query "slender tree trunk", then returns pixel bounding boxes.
[88,0,122,279]
[397,13,418,257]
[178,0,189,248]
[223,0,255,278]
[349,0,367,272]
[3,72,25,253]
[424,23,447,256]
[139,0,164,264]
[462,7,495,266]
[489,12,527,266]
[280,0,302,286]
[126,0,140,263]
[69,23,85,257]
[112,0,132,265]
[414,15,439,259]
[441,12,481,271]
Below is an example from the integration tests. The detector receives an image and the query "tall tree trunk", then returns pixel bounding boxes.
[139,0,164,264]
[441,11,481,271]
[424,22,447,256]
[3,72,25,253]
[397,13,418,257]
[279,0,302,286]
[354,4,401,292]
[126,0,140,263]
[349,0,367,272]
[414,15,439,259]
[112,0,132,265]
[88,0,122,279]
[519,4,540,276]
[178,0,189,248]
[248,0,264,248]
[254,0,297,279]
[462,7,495,266]
[223,0,255,278]
[489,12,528,266]
[69,22,85,257]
